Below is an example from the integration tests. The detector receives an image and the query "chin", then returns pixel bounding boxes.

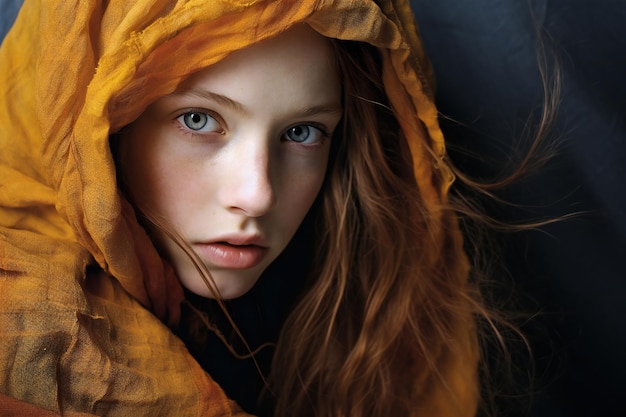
[211,283,254,300]
[179,268,260,300]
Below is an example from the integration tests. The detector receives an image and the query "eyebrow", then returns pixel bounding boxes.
[298,104,343,117]
[171,89,343,118]
[171,89,246,113]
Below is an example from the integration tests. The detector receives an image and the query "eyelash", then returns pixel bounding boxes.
[282,124,330,145]
[175,110,225,136]
[174,110,331,145]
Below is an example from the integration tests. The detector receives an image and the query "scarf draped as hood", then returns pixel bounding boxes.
[0,0,477,415]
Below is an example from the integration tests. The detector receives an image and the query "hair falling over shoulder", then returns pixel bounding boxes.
[269,40,480,417]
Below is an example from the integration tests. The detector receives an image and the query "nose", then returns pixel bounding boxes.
[219,139,277,217]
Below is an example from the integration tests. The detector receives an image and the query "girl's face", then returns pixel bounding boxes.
[118,25,342,299]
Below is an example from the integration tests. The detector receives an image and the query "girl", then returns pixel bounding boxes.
[0,0,479,416]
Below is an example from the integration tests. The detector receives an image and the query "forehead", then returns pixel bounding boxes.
[174,24,341,111]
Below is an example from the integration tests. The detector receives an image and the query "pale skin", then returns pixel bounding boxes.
[118,25,342,299]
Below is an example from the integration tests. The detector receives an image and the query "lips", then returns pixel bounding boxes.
[193,236,269,269]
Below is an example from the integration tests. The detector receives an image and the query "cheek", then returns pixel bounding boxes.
[280,163,327,231]
[133,157,196,221]
[118,129,175,214]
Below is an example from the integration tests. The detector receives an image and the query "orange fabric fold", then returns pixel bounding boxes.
[0,0,477,415]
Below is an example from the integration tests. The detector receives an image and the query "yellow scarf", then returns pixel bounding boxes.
[0,0,476,415]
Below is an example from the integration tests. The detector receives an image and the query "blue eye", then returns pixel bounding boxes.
[284,125,324,144]
[177,112,221,133]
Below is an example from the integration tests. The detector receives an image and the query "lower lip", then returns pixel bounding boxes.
[194,243,268,269]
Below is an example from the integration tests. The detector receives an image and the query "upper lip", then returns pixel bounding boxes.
[193,233,269,247]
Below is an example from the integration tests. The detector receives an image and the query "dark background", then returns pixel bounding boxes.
[3,1,625,415]
[410,0,626,415]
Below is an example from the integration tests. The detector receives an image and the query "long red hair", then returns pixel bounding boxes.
[269,39,479,417]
